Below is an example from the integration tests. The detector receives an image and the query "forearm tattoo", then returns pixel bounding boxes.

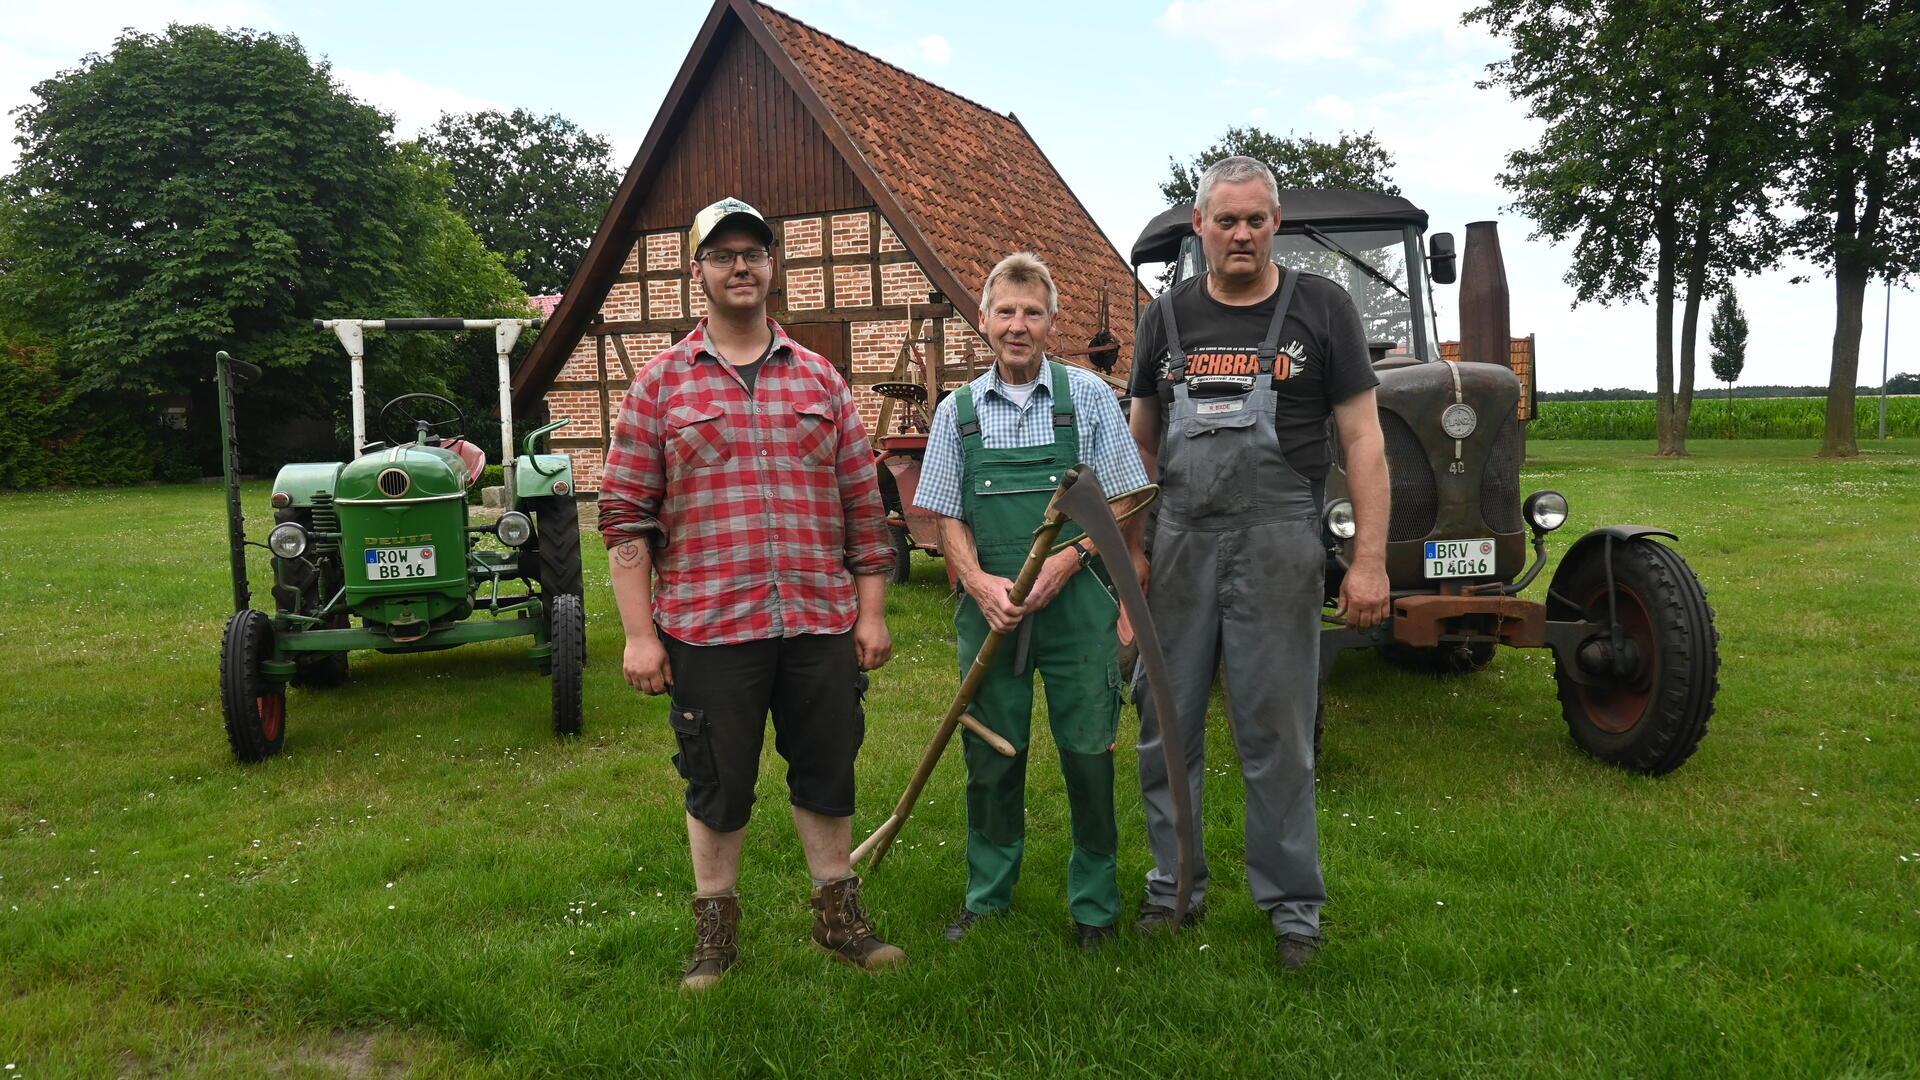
[612,539,647,569]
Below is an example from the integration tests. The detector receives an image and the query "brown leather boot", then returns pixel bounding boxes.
[810,875,906,970]
[681,893,740,991]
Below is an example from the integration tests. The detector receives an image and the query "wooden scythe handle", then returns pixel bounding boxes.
[854,468,1085,867]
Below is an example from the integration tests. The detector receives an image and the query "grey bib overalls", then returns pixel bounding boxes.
[1136,269,1327,937]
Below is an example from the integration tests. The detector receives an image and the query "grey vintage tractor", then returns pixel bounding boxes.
[1131,192,1719,775]
[215,318,585,762]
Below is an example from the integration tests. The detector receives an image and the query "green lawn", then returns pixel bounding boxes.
[3,440,1917,1077]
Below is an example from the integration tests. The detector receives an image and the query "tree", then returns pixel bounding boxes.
[1468,0,1784,456]
[1162,127,1401,207]
[0,26,527,472]
[419,109,620,295]
[1775,0,1920,457]
[1708,289,1749,431]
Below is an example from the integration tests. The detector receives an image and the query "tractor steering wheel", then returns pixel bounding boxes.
[379,393,467,448]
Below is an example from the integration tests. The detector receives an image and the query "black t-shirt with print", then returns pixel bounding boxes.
[1127,269,1377,480]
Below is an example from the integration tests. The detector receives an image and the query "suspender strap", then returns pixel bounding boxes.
[1156,290,1188,380]
[1257,268,1301,364]
[1050,360,1076,429]
[955,384,984,449]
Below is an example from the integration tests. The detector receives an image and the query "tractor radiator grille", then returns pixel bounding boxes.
[310,495,339,532]
[1480,408,1523,533]
[1379,408,1438,542]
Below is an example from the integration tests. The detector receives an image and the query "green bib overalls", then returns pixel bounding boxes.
[954,365,1123,926]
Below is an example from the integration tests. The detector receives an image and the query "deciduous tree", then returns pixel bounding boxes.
[1775,0,1920,457]
[0,26,526,471]
[1468,0,1783,456]
[419,109,619,296]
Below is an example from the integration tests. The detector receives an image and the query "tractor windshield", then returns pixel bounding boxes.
[1273,227,1421,358]
[1173,224,1436,361]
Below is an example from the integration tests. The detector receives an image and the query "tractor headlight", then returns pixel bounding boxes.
[496,511,533,547]
[1524,489,1569,532]
[1323,497,1357,540]
[267,521,309,559]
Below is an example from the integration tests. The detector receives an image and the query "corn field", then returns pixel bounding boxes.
[1530,395,1920,439]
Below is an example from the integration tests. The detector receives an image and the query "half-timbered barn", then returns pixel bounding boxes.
[510,0,1148,490]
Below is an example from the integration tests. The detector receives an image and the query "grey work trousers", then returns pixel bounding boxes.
[1136,513,1327,937]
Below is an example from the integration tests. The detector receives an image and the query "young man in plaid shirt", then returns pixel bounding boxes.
[599,197,904,990]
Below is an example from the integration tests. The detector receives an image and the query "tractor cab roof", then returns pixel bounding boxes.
[1130,189,1430,266]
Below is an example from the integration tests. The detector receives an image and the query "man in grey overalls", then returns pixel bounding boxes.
[1126,156,1391,970]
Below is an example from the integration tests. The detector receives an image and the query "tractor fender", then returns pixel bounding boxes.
[1548,525,1679,614]
[514,453,575,501]
[270,462,343,508]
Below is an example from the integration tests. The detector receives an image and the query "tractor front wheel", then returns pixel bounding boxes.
[531,495,584,601]
[1549,538,1719,775]
[221,610,286,762]
[549,593,586,737]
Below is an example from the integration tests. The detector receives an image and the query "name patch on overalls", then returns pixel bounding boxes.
[1196,399,1246,416]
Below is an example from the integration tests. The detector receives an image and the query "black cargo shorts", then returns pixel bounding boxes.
[658,627,868,833]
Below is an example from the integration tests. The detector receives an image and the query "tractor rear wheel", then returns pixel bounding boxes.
[1377,640,1496,676]
[221,609,286,762]
[549,592,586,737]
[1549,538,1718,775]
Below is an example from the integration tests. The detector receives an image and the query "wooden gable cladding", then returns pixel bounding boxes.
[632,22,867,232]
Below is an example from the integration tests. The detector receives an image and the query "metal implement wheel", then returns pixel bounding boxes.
[221,610,286,762]
[1549,538,1719,775]
[549,593,586,737]
[1377,640,1495,676]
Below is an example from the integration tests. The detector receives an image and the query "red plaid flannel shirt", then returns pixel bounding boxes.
[597,318,893,646]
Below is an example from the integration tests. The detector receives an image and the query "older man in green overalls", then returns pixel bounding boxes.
[915,253,1150,949]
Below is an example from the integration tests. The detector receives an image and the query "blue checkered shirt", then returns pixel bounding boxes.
[915,357,1149,521]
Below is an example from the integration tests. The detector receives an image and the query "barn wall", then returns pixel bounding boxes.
[545,207,985,492]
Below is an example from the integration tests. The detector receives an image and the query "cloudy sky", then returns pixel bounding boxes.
[5,0,1913,391]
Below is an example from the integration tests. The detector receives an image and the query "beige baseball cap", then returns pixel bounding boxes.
[689,197,775,256]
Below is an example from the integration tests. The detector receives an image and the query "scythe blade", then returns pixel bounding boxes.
[1054,466,1195,928]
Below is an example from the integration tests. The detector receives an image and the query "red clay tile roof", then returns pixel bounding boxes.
[751,2,1145,378]
[513,0,1148,408]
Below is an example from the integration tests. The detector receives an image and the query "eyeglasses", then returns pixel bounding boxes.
[696,248,771,268]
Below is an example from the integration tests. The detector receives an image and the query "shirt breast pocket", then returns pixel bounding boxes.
[793,400,838,467]
[666,401,732,473]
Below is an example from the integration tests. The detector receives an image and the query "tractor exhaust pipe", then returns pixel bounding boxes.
[1457,221,1511,369]
[1458,220,1526,458]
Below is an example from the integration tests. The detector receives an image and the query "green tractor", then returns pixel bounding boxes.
[215,317,586,763]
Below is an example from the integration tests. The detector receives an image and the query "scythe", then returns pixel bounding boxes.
[852,465,1195,928]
